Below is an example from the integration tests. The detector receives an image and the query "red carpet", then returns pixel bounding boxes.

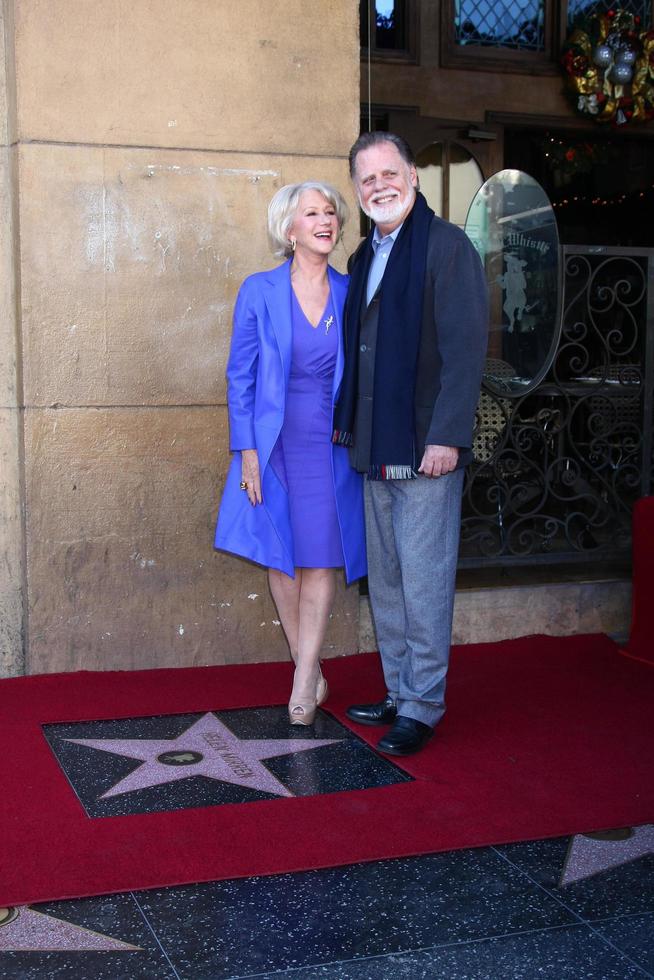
[1,633,653,906]
[623,495,654,665]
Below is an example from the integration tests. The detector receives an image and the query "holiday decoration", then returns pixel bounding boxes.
[561,9,654,126]
[542,134,612,184]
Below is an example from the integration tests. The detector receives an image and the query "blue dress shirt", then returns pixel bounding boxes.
[366,223,403,305]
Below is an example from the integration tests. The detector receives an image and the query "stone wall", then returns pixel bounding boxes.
[0,1,24,676]
[0,0,361,674]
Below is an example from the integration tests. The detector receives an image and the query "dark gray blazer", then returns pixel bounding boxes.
[350,214,488,470]
[414,216,488,468]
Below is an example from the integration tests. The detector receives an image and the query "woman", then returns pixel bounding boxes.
[215,181,366,725]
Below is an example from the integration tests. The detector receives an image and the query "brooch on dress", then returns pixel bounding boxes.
[324,315,334,335]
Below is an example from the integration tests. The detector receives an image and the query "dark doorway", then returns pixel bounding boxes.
[504,128,654,247]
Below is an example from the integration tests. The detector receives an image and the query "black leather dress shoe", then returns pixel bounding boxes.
[345,695,397,727]
[376,716,433,756]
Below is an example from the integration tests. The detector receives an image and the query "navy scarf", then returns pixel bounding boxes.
[333,192,434,478]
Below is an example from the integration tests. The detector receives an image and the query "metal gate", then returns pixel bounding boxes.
[460,245,654,567]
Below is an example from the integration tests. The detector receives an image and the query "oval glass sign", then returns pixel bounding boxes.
[464,169,561,396]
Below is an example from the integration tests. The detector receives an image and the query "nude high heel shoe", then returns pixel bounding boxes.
[288,670,329,726]
[288,696,318,726]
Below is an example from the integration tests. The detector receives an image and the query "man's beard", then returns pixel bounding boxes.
[361,189,414,227]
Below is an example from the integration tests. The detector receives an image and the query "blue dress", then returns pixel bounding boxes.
[214,261,366,583]
[270,289,344,568]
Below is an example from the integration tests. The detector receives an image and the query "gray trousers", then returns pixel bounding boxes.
[364,469,464,727]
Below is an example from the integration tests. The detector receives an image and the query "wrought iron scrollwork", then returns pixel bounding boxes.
[460,248,651,566]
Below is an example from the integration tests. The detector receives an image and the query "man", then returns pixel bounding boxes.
[334,132,488,756]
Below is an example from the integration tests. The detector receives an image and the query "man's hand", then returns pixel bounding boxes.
[418,444,459,478]
[241,449,262,505]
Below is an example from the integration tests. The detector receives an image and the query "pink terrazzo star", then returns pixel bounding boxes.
[0,906,139,952]
[560,824,654,885]
[65,713,341,799]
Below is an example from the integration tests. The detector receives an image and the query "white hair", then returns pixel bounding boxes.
[267,181,349,258]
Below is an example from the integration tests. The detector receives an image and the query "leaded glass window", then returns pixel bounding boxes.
[455,0,545,50]
[567,0,651,26]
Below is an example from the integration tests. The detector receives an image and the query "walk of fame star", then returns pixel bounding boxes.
[560,824,654,886]
[64,713,342,799]
[0,906,139,952]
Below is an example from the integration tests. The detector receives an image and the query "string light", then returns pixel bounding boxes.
[542,133,652,210]
[552,183,654,209]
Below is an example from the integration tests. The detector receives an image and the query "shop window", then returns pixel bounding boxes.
[360,0,418,61]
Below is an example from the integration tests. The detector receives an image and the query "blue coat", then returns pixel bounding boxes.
[214,260,367,583]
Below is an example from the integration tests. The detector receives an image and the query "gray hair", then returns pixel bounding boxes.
[267,181,349,259]
[348,131,416,178]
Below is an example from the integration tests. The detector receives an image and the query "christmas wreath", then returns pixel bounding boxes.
[561,8,654,125]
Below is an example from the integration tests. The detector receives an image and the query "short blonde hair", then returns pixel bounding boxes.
[267,181,349,259]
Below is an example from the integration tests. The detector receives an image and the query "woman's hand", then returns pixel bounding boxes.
[241,449,262,505]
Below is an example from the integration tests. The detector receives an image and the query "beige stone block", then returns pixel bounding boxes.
[14,0,359,155]
[0,151,17,408]
[0,141,22,677]
[18,143,278,406]
[0,3,7,149]
[25,406,359,673]
[361,578,632,651]
[19,144,358,407]
[0,407,24,676]
[0,0,18,149]
[576,580,632,637]
[450,580,632,645]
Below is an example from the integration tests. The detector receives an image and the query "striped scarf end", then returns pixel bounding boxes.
[368,464,417,481]
[332,429,353,447]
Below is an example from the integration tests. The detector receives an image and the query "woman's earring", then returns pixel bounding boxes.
[290,238,296,252]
